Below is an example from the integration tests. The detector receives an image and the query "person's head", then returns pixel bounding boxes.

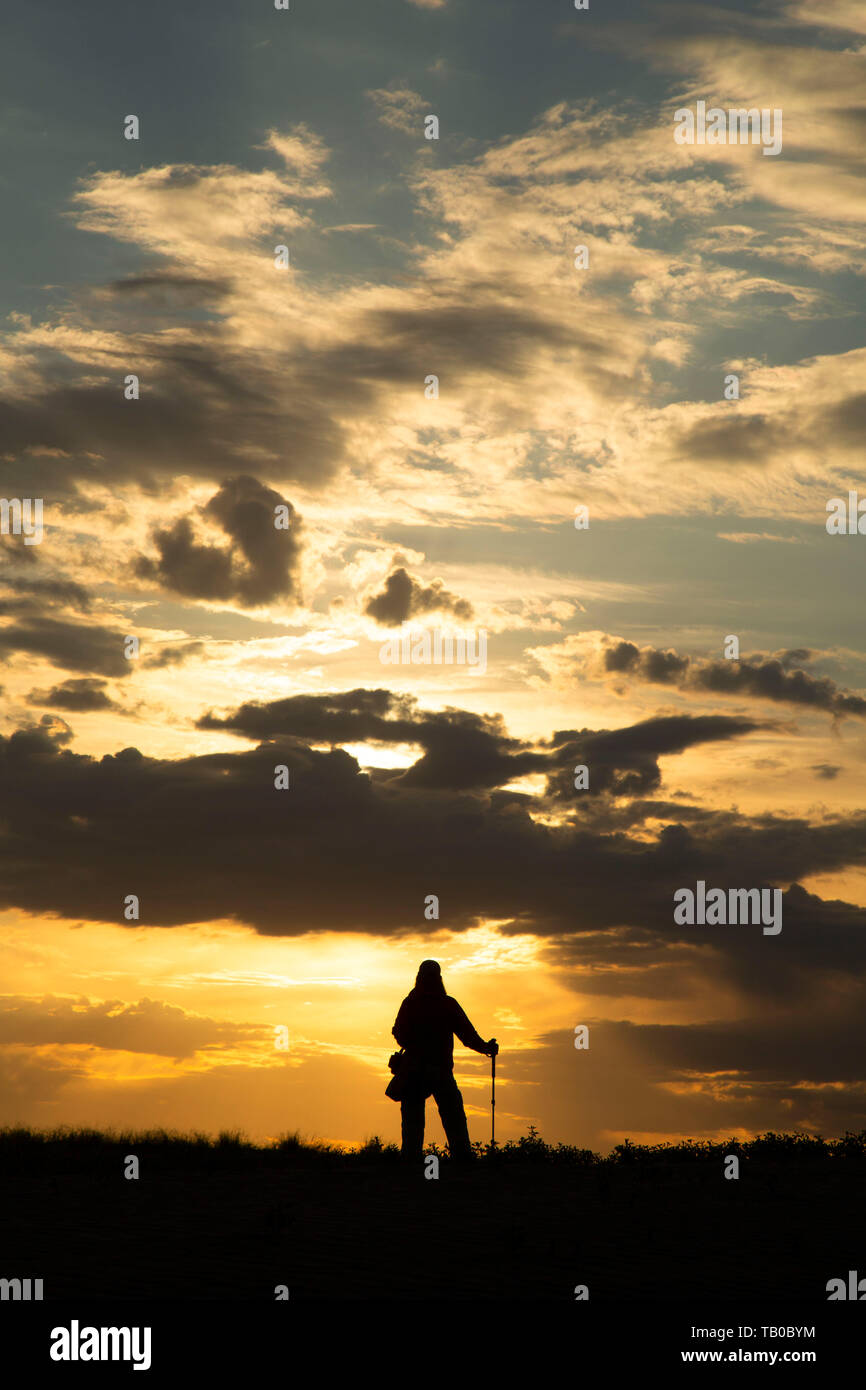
[415,959,446,995]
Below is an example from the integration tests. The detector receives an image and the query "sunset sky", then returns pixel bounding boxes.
[1,0,865,1153]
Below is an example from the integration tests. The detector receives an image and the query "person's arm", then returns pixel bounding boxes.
[393,998,410,1047]
[450,999,494,1055]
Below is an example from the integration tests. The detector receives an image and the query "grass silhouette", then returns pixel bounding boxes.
[3,1124,863,1298]
[2,1121,865,1170]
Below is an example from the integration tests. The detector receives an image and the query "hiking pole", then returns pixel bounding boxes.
[490,1040,497,1146]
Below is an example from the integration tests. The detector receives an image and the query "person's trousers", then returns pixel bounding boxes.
[400,1063,474,1161]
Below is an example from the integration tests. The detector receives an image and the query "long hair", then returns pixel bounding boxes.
[413,958,446,997]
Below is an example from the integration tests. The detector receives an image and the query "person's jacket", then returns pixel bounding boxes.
[393,987,488,1070]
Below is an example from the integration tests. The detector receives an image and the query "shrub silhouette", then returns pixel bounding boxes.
[2,1123,863,1175]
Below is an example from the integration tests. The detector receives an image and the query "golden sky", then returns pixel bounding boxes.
[1,0,865,1152]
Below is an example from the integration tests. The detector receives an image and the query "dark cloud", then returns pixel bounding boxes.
[0,534,38,565]
[812,763,841,780]
[545,712,771,799]
[819,391,866,448]
[603,638,687,682]
[596,635,866,720]
[0,615,131,676]
[673,413,780,465]
[363,566,474,626]
[347,301,588,381]
[780,648,812,668]
[533,870,866,1006]
[0,571,92,612]
[198,687,417,744]
[692,655,866,718]
[0,350,354,499]
[2,701,861,957]
[141,641,206,670]
[501,1025,866,1153]
[198,687,535,790]
[15,713,75,745]
[102,274,232,307]
[198,693,762,795]
[26,677,120,712]
[0,1047,86,1109]
[136,516,234,600]
[0,995,257,1060]
[603,638,640,673]
[0,284,635,506]
[135,475,302,607]
[615,1001,866,1086]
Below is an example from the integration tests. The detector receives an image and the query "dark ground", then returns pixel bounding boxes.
[1,1128,862,1300]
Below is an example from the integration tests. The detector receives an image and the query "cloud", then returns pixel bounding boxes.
[366,85,429,135]
[781,0,866,36]
[0,352,350,498]
[135,476,302,608]
[262,124,332,199]
[716,532,800,544]
[536,876,866,1009]
[72,160,313,264]
[198,687,534,790]
[0,995,258,1060]
[141,642,206,670]
[812,763,841,780]
[197,690,763,795]
[531,632,866,722]
[25,678,121,713]
[0,571,92,611]
[263,125,329,171]
[1,694,847,946]
[1,89,860,541]
[629,8,866,233]
[671,413,780,466]
[100,273,232,308]
[501,1019,866,1152]
[545,712,772,801]
[363,566,473,626]
[198,687,419,744]
[691,653,866,719]
[0,614,132,677]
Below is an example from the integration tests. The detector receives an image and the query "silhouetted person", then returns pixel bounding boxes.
[392,959,498,1163]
